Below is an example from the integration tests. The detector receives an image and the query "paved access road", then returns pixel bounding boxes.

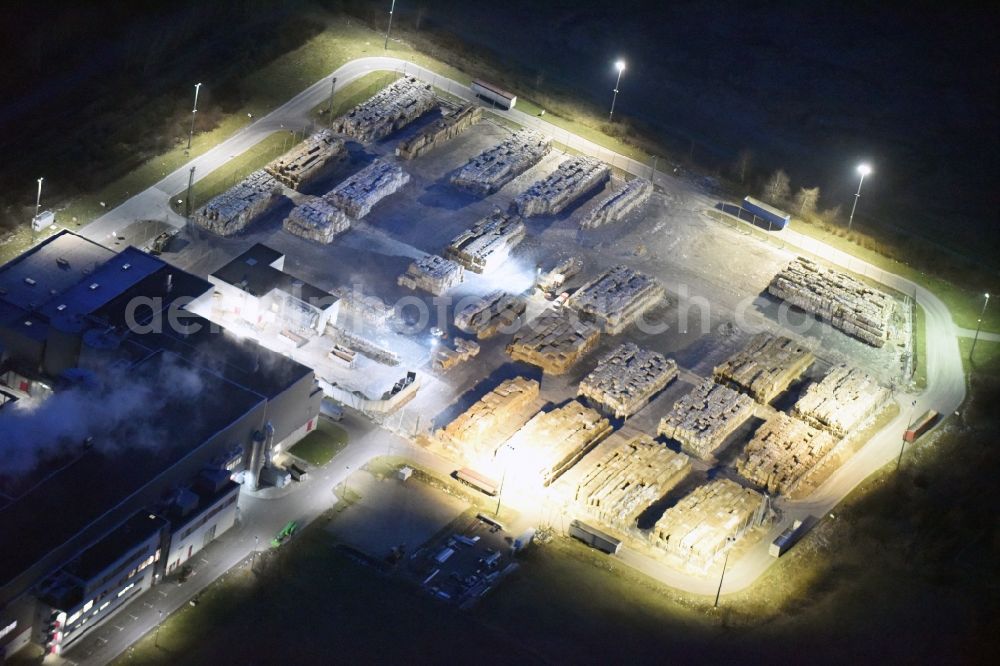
[63,56,968,661]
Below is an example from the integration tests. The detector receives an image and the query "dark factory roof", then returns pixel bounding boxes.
[0,232,317,598]
[37,246,165,321]
[0,351,265,591]
[0,231,115,311]
[211,243,335,308]
[67,511,168,582]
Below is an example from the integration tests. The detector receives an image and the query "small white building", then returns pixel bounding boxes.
[31,210,55,232]
[208,244,339,335]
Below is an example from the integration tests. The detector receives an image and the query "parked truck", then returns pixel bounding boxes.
[271,521,298,548]
[769,519,807,557]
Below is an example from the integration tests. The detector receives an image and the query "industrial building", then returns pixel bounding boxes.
[0,232,321,659]
[207,243,340,337]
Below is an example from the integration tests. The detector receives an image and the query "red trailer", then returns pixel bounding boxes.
[904,410,938,443]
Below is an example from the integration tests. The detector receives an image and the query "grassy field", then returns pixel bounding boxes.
[168,132,293,215]
[288,420,349,467]
[37,18,649,233]
[788,216,999,332]
[0,222,64,265]
[311,71,401,122]
[959,337,1000,376]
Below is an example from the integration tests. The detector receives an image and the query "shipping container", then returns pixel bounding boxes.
[742,196,791,230]
[470,80,517,110]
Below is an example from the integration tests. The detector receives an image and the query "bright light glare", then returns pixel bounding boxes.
[615,60,626,72]
[857,163,872,177]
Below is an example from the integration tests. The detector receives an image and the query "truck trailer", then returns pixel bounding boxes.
[904,409,938,443]
[454,468,499,496]
[769,519,810,557]
[568,520,621,555]
[742,196,791,230]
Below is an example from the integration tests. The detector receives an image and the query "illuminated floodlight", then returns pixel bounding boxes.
[609,59,628,121]
[848,162,873,231]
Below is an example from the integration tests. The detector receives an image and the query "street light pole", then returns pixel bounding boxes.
[34,177,43,220]
[493,444,513,517]
[154,609,164,647]
[847,163,871,231]
[969,292,991,363]
[185,166,196,219]
[609,60,626,121]
[251,535,260,572]
[326,76,338,128]
[187,83,202,150]
[713,536,736,608]
[898,399,917,470]
[384,0,396,50]
[494,465,508,517]
[32,177,43,242]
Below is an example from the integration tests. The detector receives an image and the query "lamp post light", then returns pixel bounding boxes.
[713,536,736,608]
[154,609,164,647]
[609,59,626,121]
[251,534,260,572]
[898,399,917,470]
[327,76,338,128]
[969,292,991,363]
[847,162,871,231]
[187,83,202,150]
[34,177,43,220]
[185,166,196,219]
[384,0,396,50]
[493,443,515,517]
[32,177,43,242]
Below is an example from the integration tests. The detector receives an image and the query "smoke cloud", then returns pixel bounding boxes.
[0,352,205,480]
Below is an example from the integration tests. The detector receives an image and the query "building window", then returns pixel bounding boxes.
[0,621,18,640]
[137,554,156,573]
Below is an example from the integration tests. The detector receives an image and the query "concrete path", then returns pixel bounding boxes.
[955,326,1000,341]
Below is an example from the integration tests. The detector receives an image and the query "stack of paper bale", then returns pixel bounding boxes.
[578,343,678,418]
[657,378,755,459]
